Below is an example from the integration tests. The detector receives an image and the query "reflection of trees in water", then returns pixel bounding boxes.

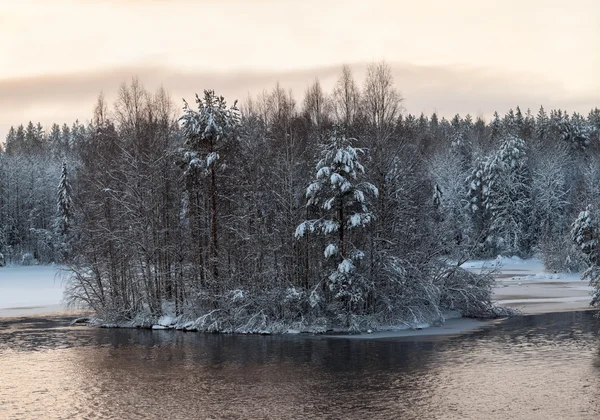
[66,329,453,419]
[3,312,600,419]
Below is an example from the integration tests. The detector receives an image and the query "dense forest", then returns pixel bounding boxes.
[1,63,599,331]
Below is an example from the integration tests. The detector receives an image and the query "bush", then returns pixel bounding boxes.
[21,253,36,266]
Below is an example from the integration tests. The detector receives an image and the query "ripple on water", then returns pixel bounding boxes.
[0,311,599,419]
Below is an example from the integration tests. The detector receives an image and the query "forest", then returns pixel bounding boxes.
[1,62,599,332]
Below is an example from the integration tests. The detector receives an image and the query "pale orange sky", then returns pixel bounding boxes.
[1,0,599,140]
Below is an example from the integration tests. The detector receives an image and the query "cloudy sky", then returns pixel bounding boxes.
[1,0,598,140]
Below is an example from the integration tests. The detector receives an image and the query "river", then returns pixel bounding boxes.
[0,311,599,419]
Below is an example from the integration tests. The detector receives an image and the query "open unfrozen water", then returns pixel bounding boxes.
[0,311,599,419]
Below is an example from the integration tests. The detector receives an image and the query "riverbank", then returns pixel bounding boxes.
[1,258,595,338]
[463,257,595,315]
[0,265,72,317]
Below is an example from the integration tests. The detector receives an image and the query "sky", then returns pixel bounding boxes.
[0,0,598,141]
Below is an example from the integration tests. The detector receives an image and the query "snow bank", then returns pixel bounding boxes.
[461,255,544,271]
[325,317,489,339]
[0,265,67,317]
[463,257,595,314]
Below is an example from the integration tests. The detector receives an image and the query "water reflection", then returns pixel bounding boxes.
[0,312,599,419]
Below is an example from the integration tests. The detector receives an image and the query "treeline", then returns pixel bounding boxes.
[1,63,598,330]
[0,120,83,264]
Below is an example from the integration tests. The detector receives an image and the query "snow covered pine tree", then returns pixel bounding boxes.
[571,205,600,306]
[180,90,240,283]
[295,128,378,320]
[56,161,73,261]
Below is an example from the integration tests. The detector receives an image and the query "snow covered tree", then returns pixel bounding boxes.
[558,112,592,151]
[56,162,73,234]
[467,135,531,256]
[295,128,378,310]
[514,106,524,135]
[181,90,240,282]
[503,108,516,135]
[531,146,573,270]
[431,149,472,254]
[489,111,503,144]
[449,122,472,170]
[535,105,549,142]
[484,135,531,255]
[571,206,600,306]
[466,157,490,251]
[4,127,16,155]
[56,162,73,261]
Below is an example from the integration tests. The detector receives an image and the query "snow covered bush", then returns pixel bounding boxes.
[436,265,496,318]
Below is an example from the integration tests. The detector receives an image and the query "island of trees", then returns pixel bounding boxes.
[1,62,599,332]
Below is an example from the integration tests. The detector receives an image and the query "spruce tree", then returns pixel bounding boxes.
[571,206,600,306]
[56,162,73,262]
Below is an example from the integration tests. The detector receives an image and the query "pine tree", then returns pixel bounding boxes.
[4,127,16,155]
[514,106,524,135]
[57,162,73,236]
[466,157,490,251]
[503,109,516,135]
[295,128,378,308]
[535,105,549,141]
[490,111,502,143]
[558,112,591,151]
[55,162,73,262]
[60,123,71,158]
[48,123,61,159]
[180,90,240,281]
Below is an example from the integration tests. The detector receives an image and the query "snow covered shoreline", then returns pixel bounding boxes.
[0,265,70,317]
[0,257,596,339]
[82,308,482,336]
[0,264,493,338]
[463,256,596,315]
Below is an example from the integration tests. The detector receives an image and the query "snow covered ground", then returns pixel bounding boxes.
[0,265,69,317]
[463,256,595,314]
[0,257,595,331]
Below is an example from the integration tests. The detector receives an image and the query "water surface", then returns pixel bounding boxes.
[1,312,599,419]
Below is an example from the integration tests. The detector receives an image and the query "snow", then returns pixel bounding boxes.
[0,265,67,317]
[316,166,330,179]
[324,244,338,258]
[330,172,344,185]
[461,255,536,270]
[326,317,488,340]
[462,256,595,314]
[206,151,219,168]
[284,287,302,301]
[157,315,177,326]
[337,259,355,274]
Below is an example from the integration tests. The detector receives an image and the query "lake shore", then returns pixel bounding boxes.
[464,257,595,315]
[1,258,596,339]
